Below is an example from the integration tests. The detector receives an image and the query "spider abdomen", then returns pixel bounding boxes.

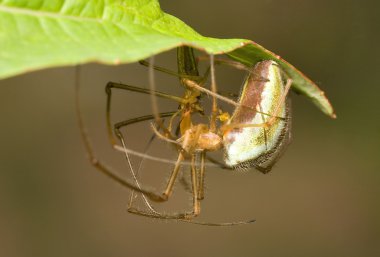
[223,60,291,172]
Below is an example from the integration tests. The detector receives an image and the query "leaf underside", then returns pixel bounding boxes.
[0,0,335,117]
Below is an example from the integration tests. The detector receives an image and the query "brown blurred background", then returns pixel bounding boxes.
[0,0,379,256]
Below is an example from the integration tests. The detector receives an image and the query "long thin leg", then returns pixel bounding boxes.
[125,125,184,215]
[127,206,255,226]
[112,143,225,168]
[113,113,175,131]
[141,59,229,100]
[197,151,206,200]
[197,55,253,73]
[209,55,219,133]
[190,154,200,216]
[139,60,202,81]
[117,120,182,215]
[113,116,183,211]
[127,151,200,220]
[126,149,255,226]
[149,123,181,146]
[105,81,183,144]
[128,152,200,219]
[149,56,165,132]
[106,82,186,103]
[113,113,180,153]
[127,129,198,216]
[162,151,185,199]
[75,66,168,202]
[140,48,211,86]
[140,57,211,89]
[183,78,283,120]
[120,129,160,214]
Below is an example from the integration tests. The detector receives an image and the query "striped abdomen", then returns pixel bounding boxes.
[223,60,291,173]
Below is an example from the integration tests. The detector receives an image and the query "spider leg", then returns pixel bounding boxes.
[75,67,170,202]
[105,81,183,144]
[127,150,200,220]
[197,151,206,200]
[196,55,253,73]
[138,60,202,81]
[127,149,257,226]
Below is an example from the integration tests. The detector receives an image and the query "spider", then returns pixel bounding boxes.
[75,46,292,226]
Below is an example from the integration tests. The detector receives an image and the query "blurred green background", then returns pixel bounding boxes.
[0,0,379,256]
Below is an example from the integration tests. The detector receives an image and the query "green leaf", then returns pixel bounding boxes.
[0,0,335,117]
